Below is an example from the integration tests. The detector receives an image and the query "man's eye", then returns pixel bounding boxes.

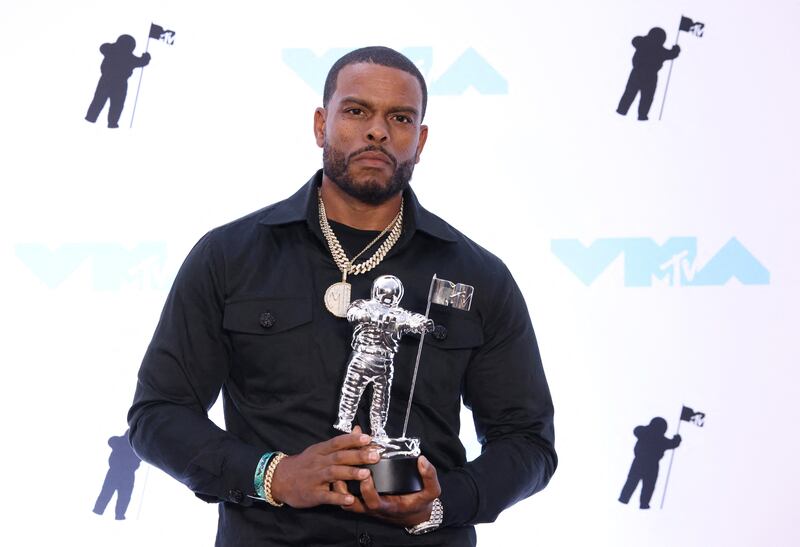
[393,115,413,124]
[346,108,364,116]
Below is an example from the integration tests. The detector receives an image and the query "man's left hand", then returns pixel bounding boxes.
[332,452,442,528]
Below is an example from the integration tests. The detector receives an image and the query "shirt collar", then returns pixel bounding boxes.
[258,170,459,243]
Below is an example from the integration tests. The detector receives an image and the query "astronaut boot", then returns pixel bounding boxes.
[333,419,352,433]
[371,429,393,448]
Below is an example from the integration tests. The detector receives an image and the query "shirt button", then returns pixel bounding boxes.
[432,324,448,341]
[228,489,244,503]
[358,532,372,546]
[259,311,276,329]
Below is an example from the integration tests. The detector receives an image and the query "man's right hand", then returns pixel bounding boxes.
[270,431,381,508]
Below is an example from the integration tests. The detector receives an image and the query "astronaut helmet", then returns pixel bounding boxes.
[116,34,137,52]
[371,275,404,307]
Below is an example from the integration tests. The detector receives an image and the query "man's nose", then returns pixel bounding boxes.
[366,121,389,143]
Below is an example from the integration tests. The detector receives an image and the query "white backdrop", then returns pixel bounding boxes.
[2,1,798,545]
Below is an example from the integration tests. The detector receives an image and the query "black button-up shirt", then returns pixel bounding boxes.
[128,171,556,546]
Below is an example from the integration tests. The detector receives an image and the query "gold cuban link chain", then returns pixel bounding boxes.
[317,189,404,279]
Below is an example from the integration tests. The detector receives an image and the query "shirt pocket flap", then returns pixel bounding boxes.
[223,296,312,335]
[424,307,484,350]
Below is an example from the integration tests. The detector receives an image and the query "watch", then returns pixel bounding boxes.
[405,498,444,535]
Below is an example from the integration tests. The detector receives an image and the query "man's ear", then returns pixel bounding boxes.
[314,107,326,148]
[415,124,429,164]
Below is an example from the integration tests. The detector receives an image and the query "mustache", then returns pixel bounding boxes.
[347,145,397,166]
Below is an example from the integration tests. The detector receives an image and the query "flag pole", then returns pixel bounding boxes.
[657,20,682,121]
[401,274,437,438]
[129,29,151,129]
[659,409,683,509]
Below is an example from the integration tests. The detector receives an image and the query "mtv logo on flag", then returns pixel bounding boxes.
[679,16,705,37]
[149,23,176,45]
[680,405,706,426]
[430,277,474,311]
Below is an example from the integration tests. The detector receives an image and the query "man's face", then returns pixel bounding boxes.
[315,63,428,205]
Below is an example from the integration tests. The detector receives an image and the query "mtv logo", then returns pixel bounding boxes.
[551,237,769,287]
[281,47,508,96]
[15,242,172,290]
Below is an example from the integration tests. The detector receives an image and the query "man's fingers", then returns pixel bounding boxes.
[418,456,442,498]
[319,432,372,454]
[331,480,349,495]
[328,447,381,466]
[331,479,369,513]
[358,475,386,511]
[320,465,372,483]
[315,489,356,507]
[340,494,367,513]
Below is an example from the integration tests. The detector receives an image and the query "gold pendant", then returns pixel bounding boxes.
[324,281,351,318]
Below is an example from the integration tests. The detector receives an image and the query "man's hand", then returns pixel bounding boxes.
[333,452,442,528]
[270,431,381,508]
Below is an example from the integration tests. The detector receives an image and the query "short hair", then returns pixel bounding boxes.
[323,46,428,121]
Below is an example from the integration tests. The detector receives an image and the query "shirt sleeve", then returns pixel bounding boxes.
[127,232,263,505]
[438,261,557,526]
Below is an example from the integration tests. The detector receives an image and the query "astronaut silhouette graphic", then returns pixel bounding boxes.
[85,35,151,128]
[334,275,433,444]
[93,430,141,520]
[619,417,681,509]
[616,28,680,121]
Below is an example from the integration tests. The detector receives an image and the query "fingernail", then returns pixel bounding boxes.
[344,495,354,504]
[369,450,380,462]
[419,456,429,469]
[359,434,371,443]
[358,469,370,479]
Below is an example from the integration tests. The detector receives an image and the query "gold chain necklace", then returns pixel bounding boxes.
[318,189,404,317]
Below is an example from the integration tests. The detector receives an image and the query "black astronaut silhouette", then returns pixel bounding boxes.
[619,417,681,509]
[93,430,141,520]
[616,28,680,121]
[85,35,151,128]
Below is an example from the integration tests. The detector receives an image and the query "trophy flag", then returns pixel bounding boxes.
[402,275,475,438]
[430,277,474,311]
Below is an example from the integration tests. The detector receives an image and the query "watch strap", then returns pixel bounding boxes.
[405,497,444,535]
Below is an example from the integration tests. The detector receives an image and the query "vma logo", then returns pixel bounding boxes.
[282,47,507,95]
[551,237,769,287]
[16,242,171,290]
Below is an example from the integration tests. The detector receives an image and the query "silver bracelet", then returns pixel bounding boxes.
[405,498,444,535]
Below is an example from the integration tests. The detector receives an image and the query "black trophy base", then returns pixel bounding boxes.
[347,455,422,496]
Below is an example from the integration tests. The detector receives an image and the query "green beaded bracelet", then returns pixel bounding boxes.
[254,451,276,499]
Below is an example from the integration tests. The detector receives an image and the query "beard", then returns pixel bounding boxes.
[322,142,415,205]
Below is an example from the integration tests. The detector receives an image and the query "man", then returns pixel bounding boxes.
[129,46,556,546]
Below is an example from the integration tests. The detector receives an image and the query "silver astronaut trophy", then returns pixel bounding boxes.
[333,273,474,494]
[334,274,434,494]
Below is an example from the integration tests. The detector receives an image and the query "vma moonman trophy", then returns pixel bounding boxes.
[333,274,474,494]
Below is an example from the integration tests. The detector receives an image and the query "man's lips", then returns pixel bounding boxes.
[352,150,394,165]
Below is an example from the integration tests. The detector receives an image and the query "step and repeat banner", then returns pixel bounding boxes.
[2,1,797,545]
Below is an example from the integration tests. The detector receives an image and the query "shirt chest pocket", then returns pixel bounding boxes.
[222,296,315,396]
